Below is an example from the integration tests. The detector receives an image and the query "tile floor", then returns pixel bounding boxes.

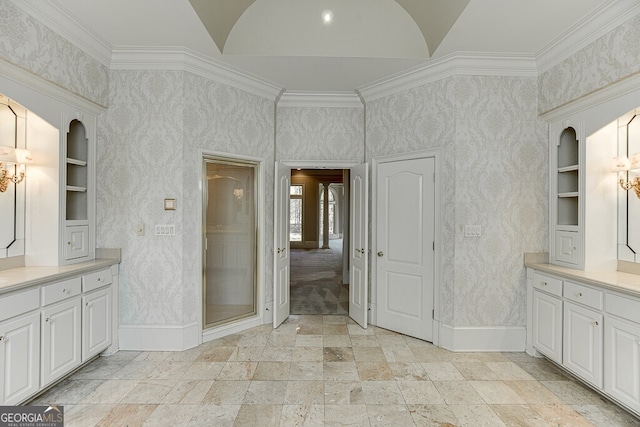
[31,315,640,426]
[290,239,348,316]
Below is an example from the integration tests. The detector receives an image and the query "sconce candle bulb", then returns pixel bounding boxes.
[0,145,32,192]
[614,154,640,198]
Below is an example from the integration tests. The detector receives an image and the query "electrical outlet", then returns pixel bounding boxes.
[136,224,144,236]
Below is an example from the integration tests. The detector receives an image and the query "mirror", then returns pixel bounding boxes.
[617,107,640,263]
[0,94,26,259]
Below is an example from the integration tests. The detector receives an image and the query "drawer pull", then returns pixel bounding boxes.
[86,302,90,307]
[62,288,68,294]
[45,317,51,323]
[592,320,599,326]
[98,277,102,282]
[576,292,582,297]
[542,281,547,286]
[67,241,72,246]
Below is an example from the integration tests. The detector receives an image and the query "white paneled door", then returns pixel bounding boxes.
[376,157,435,341]
[349,163,368,328]
[273,163,291,328]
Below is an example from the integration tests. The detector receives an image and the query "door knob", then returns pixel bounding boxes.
[377,251,384,257]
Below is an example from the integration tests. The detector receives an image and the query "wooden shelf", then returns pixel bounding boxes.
[66,185,87,193]
[558,165,579,173]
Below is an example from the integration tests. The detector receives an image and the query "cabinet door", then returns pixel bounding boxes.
[82,287,111,362]
[555,230,581,265]
[563,301,603,387]
[605,316,640,412]
[532,290,563,363]
[0,312,40,405]
[64,225,89,260]
[41,298,81,386]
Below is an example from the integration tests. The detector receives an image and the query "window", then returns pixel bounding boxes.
[290,185,303,241]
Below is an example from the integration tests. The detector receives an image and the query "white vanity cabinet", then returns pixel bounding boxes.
[527,266,640,416]
[531,273,563,363]
[82,269,112,361]
[0,262,118,405]
[605,293,640,411]
[41,297,82,387]
[563,301,603,387]
[0,311,40,405]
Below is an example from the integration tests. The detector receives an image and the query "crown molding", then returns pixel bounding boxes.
[277,91,363,108]
[110,47,284,100]
[357,52,537,102]
[12,0,113,67]
[536,0,640,75]
[0,58,106,114]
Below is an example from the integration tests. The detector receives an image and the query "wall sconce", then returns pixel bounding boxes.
[613,153,640,198]
[0,146,33,192]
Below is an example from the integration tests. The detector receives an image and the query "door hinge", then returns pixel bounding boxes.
[432,241,435,251]
[432,309,435,319]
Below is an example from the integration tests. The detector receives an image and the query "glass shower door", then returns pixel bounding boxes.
[204,159,257,328]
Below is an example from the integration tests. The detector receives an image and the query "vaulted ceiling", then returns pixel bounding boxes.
[23,0,616,92]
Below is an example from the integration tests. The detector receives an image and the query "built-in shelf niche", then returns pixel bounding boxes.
[66,120,88,222]
[557,127,579,227]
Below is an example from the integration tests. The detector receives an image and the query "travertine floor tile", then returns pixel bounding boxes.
[32,315,640,427]
[280,404,324,427]
[366,404,415,427]
[397,380,445,404]
[469,380,527,404]
[324,404,370,427]
[284,380,325,404]
[186,404,240,427]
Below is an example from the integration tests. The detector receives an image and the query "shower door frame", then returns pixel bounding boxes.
[200,151,265,344]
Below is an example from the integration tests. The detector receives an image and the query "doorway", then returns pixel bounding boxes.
[289,169,347,315]
[273,161,368,328]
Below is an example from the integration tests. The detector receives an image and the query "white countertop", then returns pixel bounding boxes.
[0,258,120,295]
[525,261,640,298]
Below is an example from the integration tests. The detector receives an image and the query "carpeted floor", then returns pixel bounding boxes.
[290,239,349,315]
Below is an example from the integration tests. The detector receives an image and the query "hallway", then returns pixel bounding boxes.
[290,239,348,315]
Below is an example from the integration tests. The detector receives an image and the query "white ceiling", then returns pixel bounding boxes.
[23,0,619,92]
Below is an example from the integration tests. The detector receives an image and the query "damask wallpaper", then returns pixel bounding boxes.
[367,75,548,327]
[538,13,640,114]
[276,106,364,162]
[0,0,109,107]
[4,0,640,342]
[96,70,275,327]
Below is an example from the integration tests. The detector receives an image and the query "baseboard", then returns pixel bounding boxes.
[440,324,526,352]
[119,322,200,351]
[202,316,264,343]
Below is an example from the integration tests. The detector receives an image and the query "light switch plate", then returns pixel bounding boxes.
[464,225,482,237]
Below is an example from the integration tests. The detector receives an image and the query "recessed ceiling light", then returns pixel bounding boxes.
[322,9,333,24]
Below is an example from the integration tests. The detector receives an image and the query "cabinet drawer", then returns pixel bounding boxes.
[0,288,39,322]
[41,277,81,306]
[606,293,640,324]
[82,269,112,293]
[533,272,563,297]
[564,281,603,310]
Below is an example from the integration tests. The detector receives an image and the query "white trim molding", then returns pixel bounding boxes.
[277,91,363,108]
[357,52,537,102]
[440,324,526,352]
[13,0,113,66]
[535,0,640,75]
[111,47,284,100]
[119,323,200,351]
